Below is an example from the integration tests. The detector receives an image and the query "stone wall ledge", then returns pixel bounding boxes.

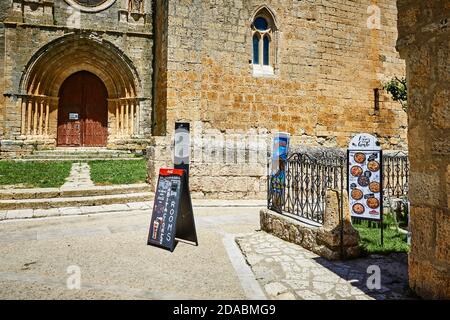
[260,206,360,261]
[2,21,153,38]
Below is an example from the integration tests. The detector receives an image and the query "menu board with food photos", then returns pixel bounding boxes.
[348,134,383,221]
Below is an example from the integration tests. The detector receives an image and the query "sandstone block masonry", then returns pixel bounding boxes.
[0,0,153,158]
[147,136,268,199]
[397,0,450,299]
[153,0,408,150]
[260,190,360,260]
[147,0,408,199]
[2,1,407,159]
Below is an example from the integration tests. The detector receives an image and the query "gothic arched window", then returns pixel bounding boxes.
[251,7,278,76]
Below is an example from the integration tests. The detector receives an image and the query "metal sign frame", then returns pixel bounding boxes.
[348,134,384,245]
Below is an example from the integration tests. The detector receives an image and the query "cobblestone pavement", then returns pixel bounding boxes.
[236,232,416,300]
[61,162,94,189]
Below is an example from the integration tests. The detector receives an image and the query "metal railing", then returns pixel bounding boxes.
[383,151,409,199]
[268,150,409,226]
[268,152,345,225]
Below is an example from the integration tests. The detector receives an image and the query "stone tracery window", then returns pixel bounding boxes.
[251,7,278,77]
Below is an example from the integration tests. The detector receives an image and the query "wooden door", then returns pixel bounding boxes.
[58,71,108,147]
[57,72,83,147]
[83,72,108,147]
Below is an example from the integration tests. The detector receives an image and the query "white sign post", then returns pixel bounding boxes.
[348,133,384,245]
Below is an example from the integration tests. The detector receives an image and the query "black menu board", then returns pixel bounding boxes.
[147,169,198,252]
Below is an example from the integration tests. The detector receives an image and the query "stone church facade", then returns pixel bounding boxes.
[0,0,153,157]
[0,0,407,160]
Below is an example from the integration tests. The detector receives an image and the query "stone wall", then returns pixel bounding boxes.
[147,134,268,199]
[260,190,360,260]
[2,1,408,158]
[156,0,407,150]
[396,0,450,299]
[152,0,169,136]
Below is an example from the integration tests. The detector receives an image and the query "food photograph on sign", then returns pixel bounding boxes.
[349,151,382,220]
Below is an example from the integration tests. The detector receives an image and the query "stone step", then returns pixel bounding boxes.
[14,158,144,162]
[0,192,154,210]
[26,154,140,159]
[35,147,131,153]
[0,184,152,200]
[29,151,134,155]
[23,149,143,161]
[0,200,265,221]
[26,150,137,153]
[0,201,153,220]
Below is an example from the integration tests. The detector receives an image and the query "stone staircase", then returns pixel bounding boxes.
[0,184,154,211]
[22,148,143,161]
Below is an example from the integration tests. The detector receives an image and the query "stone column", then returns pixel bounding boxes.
[20,97,26,135]
[32,98,38,136]
[27,98,32,136]
[45,99,49,137]
[135,101,140,136]
[125,101,129,136]
[38,100,44,136]
[115,101,120,138]
[397,0,450,299]
[130,101,135,136]
[120,103,125,136]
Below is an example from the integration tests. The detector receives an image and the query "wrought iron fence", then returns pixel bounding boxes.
[268,150,409,226]
[383,151,409,199]
[268,153,345,225]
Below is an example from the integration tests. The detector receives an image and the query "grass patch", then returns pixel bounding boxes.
[353,218,410,255]
[0,161,73,188]
[89,160,147,185]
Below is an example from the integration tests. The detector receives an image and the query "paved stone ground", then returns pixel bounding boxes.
[0,204,415,300]
[0,205,265,300]
[61,162,94,189]
[236,232,416,300]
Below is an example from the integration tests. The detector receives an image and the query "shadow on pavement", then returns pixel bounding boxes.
[313,253,418,300]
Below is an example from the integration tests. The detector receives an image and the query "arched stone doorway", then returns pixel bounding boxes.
[57,71,108,147]
[18,34,142,148]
